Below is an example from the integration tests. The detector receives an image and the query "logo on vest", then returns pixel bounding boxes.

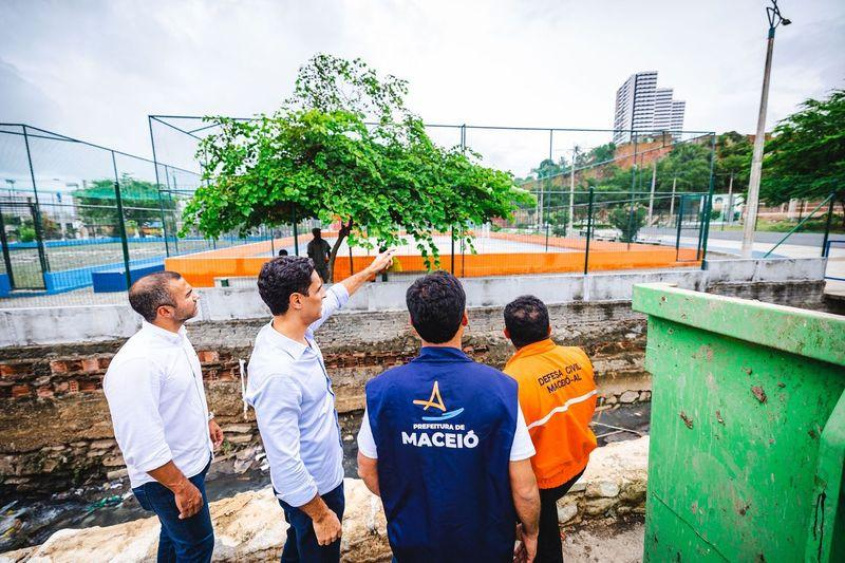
[403,381,478,449]
[412,381,464,421]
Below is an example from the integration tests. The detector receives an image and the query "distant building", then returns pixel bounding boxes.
[613,71,685,144]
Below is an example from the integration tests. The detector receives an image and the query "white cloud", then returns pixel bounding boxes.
[0,0,842,176]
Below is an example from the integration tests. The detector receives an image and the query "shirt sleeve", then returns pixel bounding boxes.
[356,408,378,459]
[308,283,349,334]
[510,406,536,461]
[104,357,173,474]
[250,374,319,507]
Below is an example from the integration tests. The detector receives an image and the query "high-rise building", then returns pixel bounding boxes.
[612,71,685,144]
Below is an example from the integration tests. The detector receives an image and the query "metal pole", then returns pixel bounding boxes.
[821,191,836,258]
[675,196,685,261]
[545,222,549,252]
[22,125,50,282]
[149,116,170,257]
[700,174,716,265]
[669,177,677,221]
[0,208,15,289]
[292,208,299,256]
[764,195,833,258]
[584,187,594,275]
[647,160,657,225]
[724,173,734,230]
[111,151,133,290]
[742,4,788,258]
[568,146,576,235]
[699,133,718,265]
[450,226,455,275]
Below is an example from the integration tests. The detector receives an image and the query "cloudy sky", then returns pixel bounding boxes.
[1,0,843,174]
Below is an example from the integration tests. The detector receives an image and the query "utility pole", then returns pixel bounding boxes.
[742,0,791,258]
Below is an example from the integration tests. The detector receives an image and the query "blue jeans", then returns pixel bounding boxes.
[277,482,345,563]
[133,459,214,563]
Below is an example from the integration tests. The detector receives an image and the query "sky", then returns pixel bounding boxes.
[1,0,843,177]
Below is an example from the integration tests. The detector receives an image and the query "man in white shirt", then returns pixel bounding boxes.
[247,250,394,563]
[104,271,224,563]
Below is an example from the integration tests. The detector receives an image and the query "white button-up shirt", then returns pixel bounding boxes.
[246,284,349,507]
[104,321,212,489]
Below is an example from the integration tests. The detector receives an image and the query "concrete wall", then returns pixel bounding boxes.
[0,258,826,348]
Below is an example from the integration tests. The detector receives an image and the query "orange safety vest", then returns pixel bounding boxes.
[504,338,597,489]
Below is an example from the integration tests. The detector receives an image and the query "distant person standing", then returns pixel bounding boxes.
[503,295,598,563]
[104,272,224,563]
[278,249,289,257]
[307,228,332,281]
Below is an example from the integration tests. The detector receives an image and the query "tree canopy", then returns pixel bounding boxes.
[72,175,173,229]
[761,89,845,212]
[184,54,532,280]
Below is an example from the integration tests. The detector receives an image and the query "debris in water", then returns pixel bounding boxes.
[679,412,694,429]
[751,386,767,403]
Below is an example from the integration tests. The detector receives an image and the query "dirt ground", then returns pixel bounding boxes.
[562,517,645,563]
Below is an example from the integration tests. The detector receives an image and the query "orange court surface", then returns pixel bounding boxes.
[166,230,701,287]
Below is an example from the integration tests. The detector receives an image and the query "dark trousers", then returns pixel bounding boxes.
[537,470,585,563]
[277,482,345,563]
[132,459,214,563]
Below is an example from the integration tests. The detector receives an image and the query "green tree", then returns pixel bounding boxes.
[714,132,752,192]
[761,89,845,223]
[608,205,647,243]
[72,175,173,233]
[185,55,532,281]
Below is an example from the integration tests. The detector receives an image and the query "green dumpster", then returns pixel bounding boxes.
[632,283,845,562]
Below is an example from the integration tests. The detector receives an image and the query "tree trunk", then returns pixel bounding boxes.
[327,219,353,283]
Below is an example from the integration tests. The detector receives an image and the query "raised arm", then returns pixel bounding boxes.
[309,250,396,333]
[338,249,395,296]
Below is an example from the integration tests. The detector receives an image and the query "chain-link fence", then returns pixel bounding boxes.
[0,124,294,307]
[148,117,718,286]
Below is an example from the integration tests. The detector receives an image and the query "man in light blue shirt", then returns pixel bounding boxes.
[246,250,394,562]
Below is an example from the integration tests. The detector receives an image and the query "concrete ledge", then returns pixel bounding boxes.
[0,259,827,348]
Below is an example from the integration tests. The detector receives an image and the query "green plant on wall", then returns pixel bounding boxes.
[184,54,533,281]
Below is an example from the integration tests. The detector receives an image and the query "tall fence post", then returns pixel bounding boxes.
[292,207,299,256]
[22,126,50,285]
[0,209,15,289]
[111,151,133,290]
[821,191,836,258]
[700,132,718,266]
[675,195,685,261]
[584,187,594,275]
[450,226,455,275]
[699,181,716,265]
[149,117,171,257]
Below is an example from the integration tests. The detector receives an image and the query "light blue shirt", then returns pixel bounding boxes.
[246,284,349,507]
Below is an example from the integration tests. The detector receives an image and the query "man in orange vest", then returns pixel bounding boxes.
[503,295,598,563]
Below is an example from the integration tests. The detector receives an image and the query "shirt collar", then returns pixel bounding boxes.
[506,338,556,366]
[413,346,472,363]
[263,321,310,360]
[141,321,186,344]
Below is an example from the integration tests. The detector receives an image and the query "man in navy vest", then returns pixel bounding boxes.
[357,272,541,562]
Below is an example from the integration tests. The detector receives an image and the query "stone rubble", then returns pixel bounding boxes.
[1,437,649,563]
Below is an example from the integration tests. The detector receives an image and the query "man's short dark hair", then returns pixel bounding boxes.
[129,271,182,323]
[278,249,289,256]
[504,295,550,348]
[406,272,466,344]
[311,228,322,238]
[258,256,316,316]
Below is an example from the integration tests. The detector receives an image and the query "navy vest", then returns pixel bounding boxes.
[365,346,519,563]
